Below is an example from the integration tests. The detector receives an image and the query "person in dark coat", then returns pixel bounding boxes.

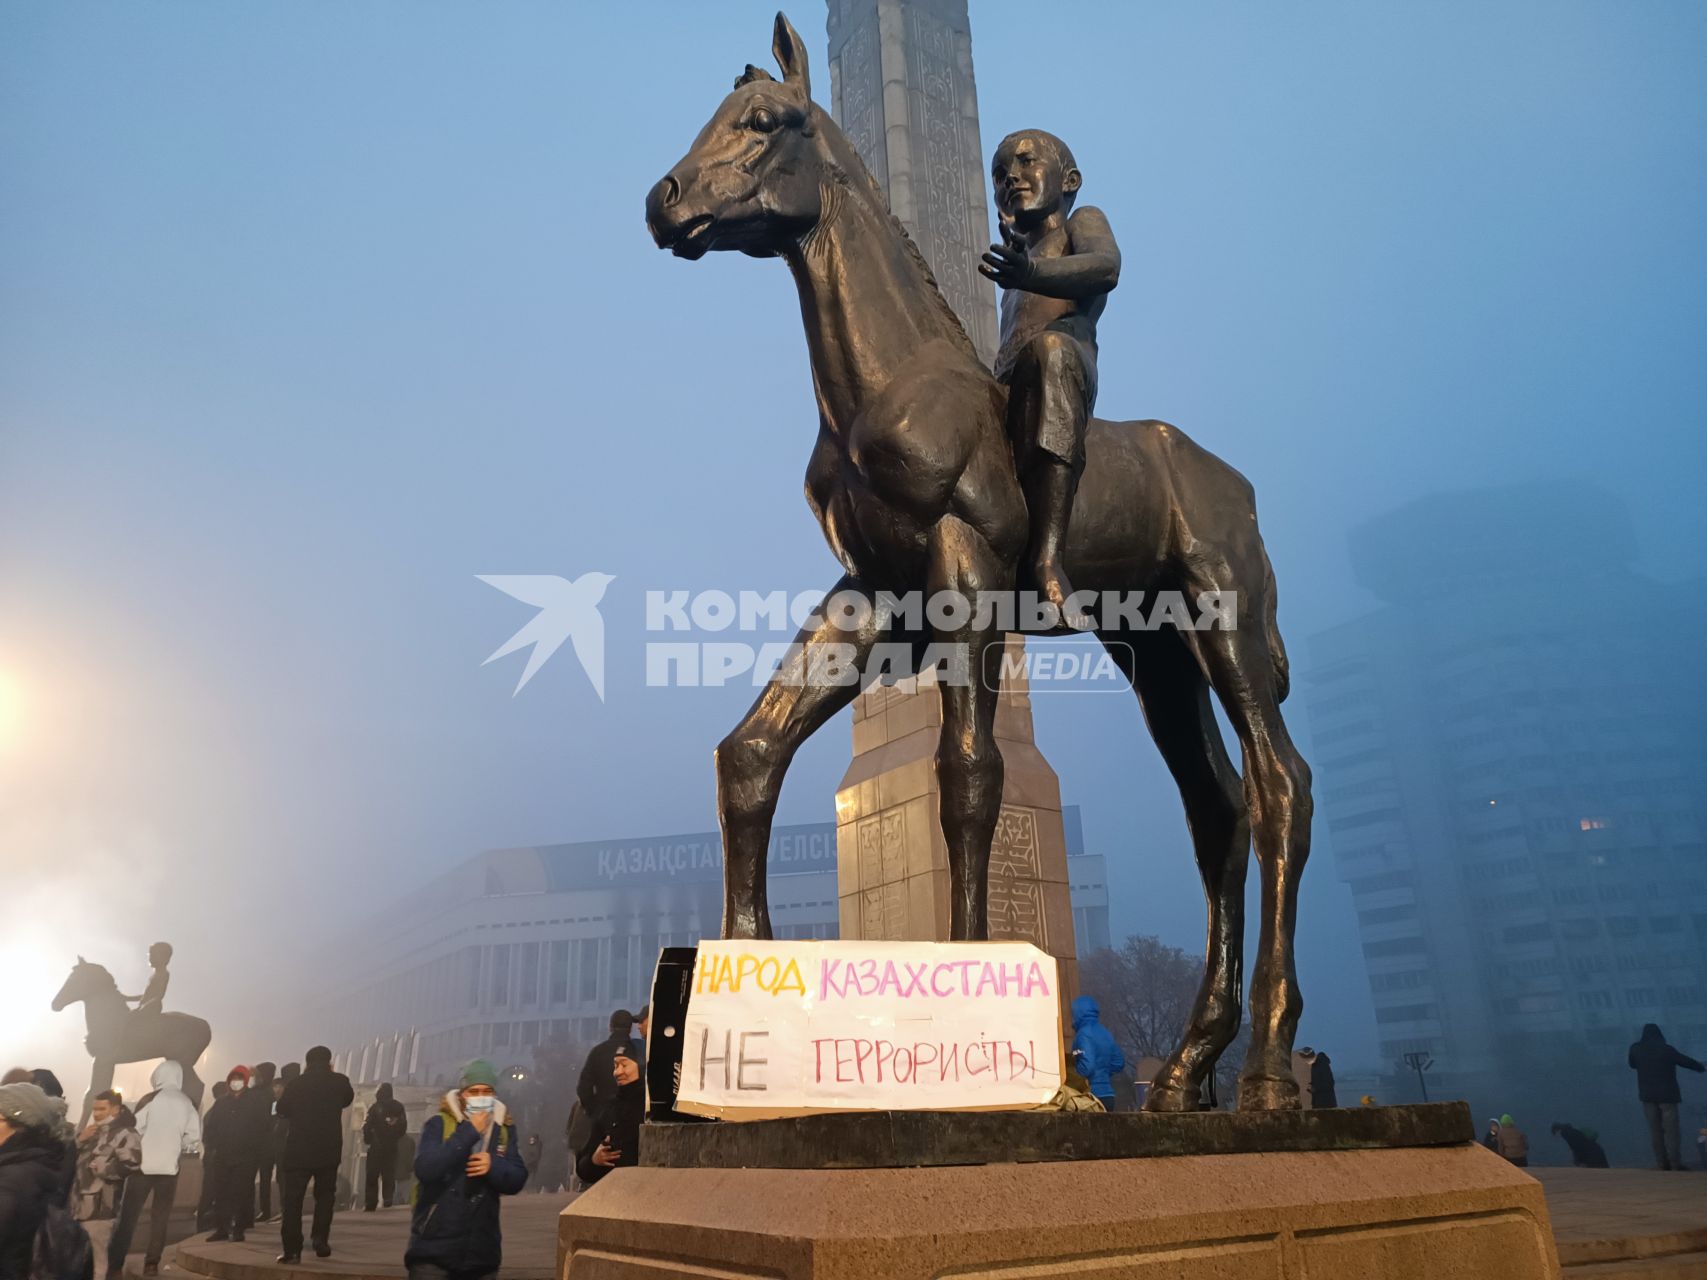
[247,1062,278,1222]
[361,1083,408,1211]
[1310,1052,1338,1109]
[575,1050,644,1187]
[575,1011,635,1122]
[406,1059,528,1280]
[1551,1122,1610,1168]
[0,1082,69,1280]
[197,1081,230,1229]
[204,1066,267,1242]
[274,1046,354,1264]
[1068,996,1126,1110]
[1628,1023,1705,1170]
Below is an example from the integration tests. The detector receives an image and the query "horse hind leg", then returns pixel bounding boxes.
[179,1061,206,1112]
[1109,630,1250,1111]
[1191,563,1313,1111]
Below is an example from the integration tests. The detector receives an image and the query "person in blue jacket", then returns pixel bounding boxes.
[1070,995,1126,1110]
[405,1059,528,1280]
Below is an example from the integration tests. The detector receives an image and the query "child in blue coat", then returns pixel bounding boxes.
[1070,995,1126,1110]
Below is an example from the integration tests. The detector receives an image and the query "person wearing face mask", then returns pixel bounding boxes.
[406,1059,528,1280]
[204,1066,266,1243]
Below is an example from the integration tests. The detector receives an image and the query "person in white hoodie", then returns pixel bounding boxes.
[106,1061,201,1279]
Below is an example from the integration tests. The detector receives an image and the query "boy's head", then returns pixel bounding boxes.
[148,941,173,967]
[92,1090,122,1125]
[992,130,1081,225]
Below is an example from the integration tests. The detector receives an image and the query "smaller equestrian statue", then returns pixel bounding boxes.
[52,950,211,1123]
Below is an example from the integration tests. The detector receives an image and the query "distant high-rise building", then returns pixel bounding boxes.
[1304,484,1707,1154]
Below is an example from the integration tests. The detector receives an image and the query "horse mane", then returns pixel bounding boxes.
[812,105,981,364]
[76,961,117,989]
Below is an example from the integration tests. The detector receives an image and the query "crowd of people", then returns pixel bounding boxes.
[0,1001,649,1280]
[4,1008,1702,1279]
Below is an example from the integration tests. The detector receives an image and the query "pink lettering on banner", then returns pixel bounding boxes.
[817,957,1053,1002]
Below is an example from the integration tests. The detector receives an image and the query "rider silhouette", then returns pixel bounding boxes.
[124,941,173,1016]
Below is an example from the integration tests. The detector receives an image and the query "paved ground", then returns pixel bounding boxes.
[1536,1167,1707,1273]
[142,1169,1707,1279]
[147,1193,576,1280]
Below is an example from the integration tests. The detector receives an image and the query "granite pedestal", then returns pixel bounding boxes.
[560,1103,1561,1279]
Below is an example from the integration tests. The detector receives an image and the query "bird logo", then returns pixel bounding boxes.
[477,572,615,699]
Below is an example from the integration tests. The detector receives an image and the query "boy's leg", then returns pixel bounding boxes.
[1008,331,1093,626]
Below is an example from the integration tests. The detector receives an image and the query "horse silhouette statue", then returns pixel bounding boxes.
[645,13,1314,1111]
[52,958,211,1121]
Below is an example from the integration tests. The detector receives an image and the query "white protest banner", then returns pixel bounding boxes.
[674,939,1064,1120]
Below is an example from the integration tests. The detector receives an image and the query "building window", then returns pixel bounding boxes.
[466,948,482,1010]
[1374,1004,1437,1024]
[549,941,570,1005]
[1358,904,1419,927]
[579,938,600,1003]
[520,942,540,1005]
[1363,936,1427,959]
[491,945,512,1007]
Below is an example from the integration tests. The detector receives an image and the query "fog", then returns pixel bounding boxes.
[3,1,1703,1104]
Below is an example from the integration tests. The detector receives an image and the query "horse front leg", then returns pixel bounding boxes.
[926,517,1010,941]
[715,574,893,938]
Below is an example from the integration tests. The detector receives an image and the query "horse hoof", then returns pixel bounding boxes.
[1142,1083,1201,1113]
[1237,1074,1301,1111]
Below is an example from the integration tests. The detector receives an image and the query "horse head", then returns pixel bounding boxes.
[51,957,115,1012]
[646,13,828,261]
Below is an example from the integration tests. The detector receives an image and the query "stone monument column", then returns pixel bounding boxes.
[825,0,1079,1005]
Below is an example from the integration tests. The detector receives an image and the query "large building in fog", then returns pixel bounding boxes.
[312,809,1109,1087]
[1304,485,1707,1149]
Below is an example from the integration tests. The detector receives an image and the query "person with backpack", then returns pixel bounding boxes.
[107,1061,201,1279]
[1494,1113,1530,1167]
[406,1060,528,1280]
[1,1081,84,1280]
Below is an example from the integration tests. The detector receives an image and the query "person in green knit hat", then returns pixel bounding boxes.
[405,1060,528,1280]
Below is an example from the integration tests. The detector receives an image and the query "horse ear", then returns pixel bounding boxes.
[772,12,810,97]
[77,955,86,965]
[736,64,775,89]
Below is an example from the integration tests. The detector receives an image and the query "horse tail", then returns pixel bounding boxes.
[1261,544,1290,703]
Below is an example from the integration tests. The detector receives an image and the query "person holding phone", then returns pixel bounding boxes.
[575,1050,644,1187]
[405,1060,528,1280]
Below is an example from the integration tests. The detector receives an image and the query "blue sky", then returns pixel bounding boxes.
[3,1,1704,1081]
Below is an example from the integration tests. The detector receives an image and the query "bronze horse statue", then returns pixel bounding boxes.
[645,14,1313,1111]
[52,958,211,1120]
